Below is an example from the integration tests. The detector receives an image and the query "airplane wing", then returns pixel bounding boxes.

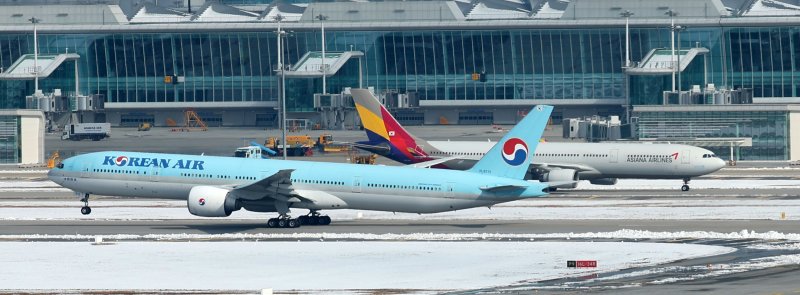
[231,169,300,202]
[230,169,345,206]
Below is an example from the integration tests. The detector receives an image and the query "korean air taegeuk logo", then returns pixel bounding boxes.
[501,138,528,166]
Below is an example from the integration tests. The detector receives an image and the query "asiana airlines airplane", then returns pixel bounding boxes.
[350,89,726,191]
[49,105,564,228]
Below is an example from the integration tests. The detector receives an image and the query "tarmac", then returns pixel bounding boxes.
[3,125,796,293]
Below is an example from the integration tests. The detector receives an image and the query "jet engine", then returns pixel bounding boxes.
[589,178,618,185]
[539,169,579,189]
[187,186,242,217]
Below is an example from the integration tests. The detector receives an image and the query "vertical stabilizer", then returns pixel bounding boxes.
[351,89,432,163]
[467,105,553,179]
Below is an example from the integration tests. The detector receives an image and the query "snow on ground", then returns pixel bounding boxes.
[4,229,799,242]
[1,199,797,221]
[0,241,733,290]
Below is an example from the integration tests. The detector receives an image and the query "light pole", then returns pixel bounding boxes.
[29,17,41,95]
[675,25,686,93]
[274,14,287,159]
[665,9,678,92]
[620,10,634,68]
[315,14,328,94]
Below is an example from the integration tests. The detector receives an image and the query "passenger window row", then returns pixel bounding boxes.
[535,153,584,157]
[367,183,441,191]
[94,169,141,174]
[292,179,345,186]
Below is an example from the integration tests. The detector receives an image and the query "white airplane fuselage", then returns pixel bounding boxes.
[424,141,726,180]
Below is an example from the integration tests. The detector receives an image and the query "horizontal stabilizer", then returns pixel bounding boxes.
[407,156,462,168]
[479,184,528,192]
[352,141,392,153]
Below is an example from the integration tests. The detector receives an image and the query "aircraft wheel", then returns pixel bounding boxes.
[288,219,300,228]
[297,216,308,225]
[681,185,690,192]
[278,218,288,228]
[267,218,278,228]
[307,216,319,225]
[320,216,332,225]
[80,206,92,215]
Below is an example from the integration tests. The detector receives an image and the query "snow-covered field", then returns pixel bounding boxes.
[0,241,733,290]
[1,198,797,221]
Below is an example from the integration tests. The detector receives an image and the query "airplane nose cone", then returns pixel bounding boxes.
[712,158,726,172]
[47,169,56,181]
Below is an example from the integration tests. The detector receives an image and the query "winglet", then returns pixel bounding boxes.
[467,105,553,179]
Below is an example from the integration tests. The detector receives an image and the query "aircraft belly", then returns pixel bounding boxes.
[73,177,190,200]
[335,192,497,214]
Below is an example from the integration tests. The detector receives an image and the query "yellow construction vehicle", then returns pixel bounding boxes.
[266,135,316,157]
[47,151,60,169]
[349,151,377,164]
[137,122,152,131]
[317,133,351,153]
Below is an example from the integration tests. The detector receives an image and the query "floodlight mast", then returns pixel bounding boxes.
[274,14,288,159]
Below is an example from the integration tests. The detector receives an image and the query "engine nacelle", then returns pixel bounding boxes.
[539,169,579,189]
[187,186,241,217]
[589,178,618,185]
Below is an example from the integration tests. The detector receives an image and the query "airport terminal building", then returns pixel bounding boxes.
[1,0,799,160]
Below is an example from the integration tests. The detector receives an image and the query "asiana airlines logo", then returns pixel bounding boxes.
[626,153,679,163]
[102,155,205,170]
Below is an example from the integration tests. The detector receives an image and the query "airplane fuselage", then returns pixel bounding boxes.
[423,141,726,180]
[49,151,548,214]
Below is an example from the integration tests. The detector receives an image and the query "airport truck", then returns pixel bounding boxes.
[61,123,111,141]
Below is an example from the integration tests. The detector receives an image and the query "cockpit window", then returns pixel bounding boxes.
[702,154,718,158]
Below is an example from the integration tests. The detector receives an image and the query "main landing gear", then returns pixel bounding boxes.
[266,210,332,228]
[681,178,691,192]
[80,193,92,215]
[298,210,332,226]
[267,214,300,228]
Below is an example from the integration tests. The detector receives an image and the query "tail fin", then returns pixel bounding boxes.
[351,89,432,163]
[467,105,553,179]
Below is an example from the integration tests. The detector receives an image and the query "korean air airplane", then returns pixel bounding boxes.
[49,105,560,228]
[351,89,726,192]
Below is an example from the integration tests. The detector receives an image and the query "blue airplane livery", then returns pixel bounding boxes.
[49,100,557,228]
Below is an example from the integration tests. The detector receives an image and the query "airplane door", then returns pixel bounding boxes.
[352,176,362,193]
[446,182,455,198]
[149,166,160,182]
[609,149,619,163]
[681,149,690,164]
[76,162,90,178]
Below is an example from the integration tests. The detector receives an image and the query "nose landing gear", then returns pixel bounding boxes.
[79,193,92,215]
[681,178,691,192]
